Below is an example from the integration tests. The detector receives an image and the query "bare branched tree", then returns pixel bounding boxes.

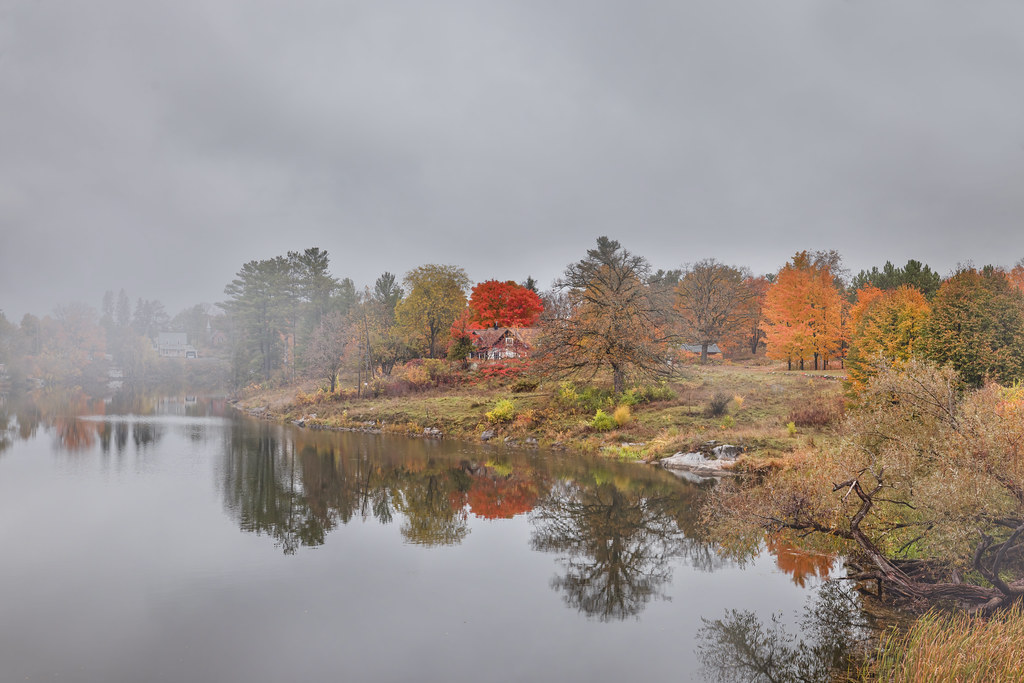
[674,259,754,363]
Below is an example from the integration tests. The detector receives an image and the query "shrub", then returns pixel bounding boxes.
[619,389,641,406]
[732,394,745,409]
[479,360,527,381]
[556,382,579,408]
[705,392,731,418]
[721,415,735,429]
[404,364,431,388]
[639,383,677,403]
[513,408,538,428]
[786,421,797,437]
[577,386,613,413]
[788,398,843,427]
[486,398,517,423]
[591,409,616,432]
[613,405,632,427]
[510,377,540,393]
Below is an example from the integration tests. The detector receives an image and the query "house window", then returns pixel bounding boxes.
[505,336,514,346]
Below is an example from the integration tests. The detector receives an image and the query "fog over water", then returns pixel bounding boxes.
[2,1,1023,318]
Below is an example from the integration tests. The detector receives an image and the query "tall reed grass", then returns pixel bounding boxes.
[869,602,1024,682]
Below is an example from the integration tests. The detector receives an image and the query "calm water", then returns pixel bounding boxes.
[0,392,846,682]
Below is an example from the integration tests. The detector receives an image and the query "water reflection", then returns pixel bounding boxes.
[212,419,737,621]
[0,389,229,457]
[766,536,836,588]
[3,390,843,628]
[530,479,686,621]
[697,580,871,682]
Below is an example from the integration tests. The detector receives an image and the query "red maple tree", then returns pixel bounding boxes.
[467,280,543,328]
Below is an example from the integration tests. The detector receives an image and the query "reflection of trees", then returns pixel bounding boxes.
[394,467,471,546]
[697,580,870,682]
[0,399,12,456]
[222,424,329,555]
[529,479,692,621]
[765,535,835,588]
[460,469,540,520]
[0,390,172,454]
[221,429,483,553]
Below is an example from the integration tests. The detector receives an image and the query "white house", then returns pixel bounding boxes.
[157,332,198,359]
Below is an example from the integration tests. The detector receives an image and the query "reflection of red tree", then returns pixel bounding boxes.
[52,395,106,451]
[765,535,835,587]
[451,473,539,520]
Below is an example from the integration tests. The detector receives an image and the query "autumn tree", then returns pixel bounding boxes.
[674,259,754,363]
[763,252,847,370]
[395,264,470,358]
[301,311,350,392]
[711,360,1024,612]
[846,285,931,391]
[467,280,544,328]
[27,303,106,386]
[926,266,1024,386]
[851,259,942,299]
[536,237,674,393]
[733,275,770,355]
[1007,259,1024,293]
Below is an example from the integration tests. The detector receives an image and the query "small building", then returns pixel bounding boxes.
[680,343,721,356]
[157,332,198,359]
[469,327,540,361]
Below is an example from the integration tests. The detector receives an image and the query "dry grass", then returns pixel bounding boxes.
[868,603,1024,682]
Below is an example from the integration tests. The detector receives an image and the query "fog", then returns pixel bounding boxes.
[2,0,1023,319]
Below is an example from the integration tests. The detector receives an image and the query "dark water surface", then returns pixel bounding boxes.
[0,393,840,682]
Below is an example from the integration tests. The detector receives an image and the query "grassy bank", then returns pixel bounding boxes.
[232,360,846,463]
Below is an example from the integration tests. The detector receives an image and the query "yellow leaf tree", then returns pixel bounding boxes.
[845,285,931,391]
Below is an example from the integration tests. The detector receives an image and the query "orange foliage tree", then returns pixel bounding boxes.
[763,252,847,370]
[1008,260,1024,293]
[467,280,544,328]
[846,285,931,391]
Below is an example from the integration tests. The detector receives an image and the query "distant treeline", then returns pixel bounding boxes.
[2,239,1023,392]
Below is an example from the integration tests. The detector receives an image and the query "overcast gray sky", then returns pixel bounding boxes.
[2,0,1023,320]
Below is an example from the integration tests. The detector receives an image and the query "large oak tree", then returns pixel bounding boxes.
[537,237,673,393]
[674,259,754,363]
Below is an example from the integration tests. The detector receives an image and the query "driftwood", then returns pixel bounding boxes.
[768,478,1024,613]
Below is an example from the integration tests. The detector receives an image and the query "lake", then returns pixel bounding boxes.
[0,391,855,682]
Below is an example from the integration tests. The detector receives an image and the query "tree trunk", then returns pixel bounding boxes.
[701,343,709,364]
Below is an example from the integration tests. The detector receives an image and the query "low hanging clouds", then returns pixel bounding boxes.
[2,0,1023,319]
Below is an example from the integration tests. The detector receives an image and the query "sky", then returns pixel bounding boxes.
[2,0,1023,321]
